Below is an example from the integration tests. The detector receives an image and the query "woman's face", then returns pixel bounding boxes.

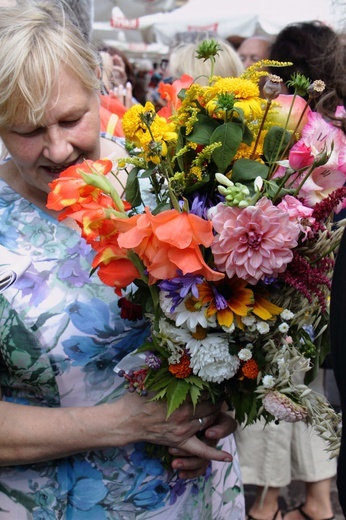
[0,66,101,202]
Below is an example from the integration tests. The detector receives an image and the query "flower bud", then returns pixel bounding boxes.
[263,74,282,101]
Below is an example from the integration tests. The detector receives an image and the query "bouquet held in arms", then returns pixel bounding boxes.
[47,40,346,455]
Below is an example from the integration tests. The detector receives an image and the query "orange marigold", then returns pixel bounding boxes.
[241,359,259,379]
[168,352,192,379]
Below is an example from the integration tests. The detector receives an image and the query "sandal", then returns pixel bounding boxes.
[285,504,335,520]
[247,508,281,520]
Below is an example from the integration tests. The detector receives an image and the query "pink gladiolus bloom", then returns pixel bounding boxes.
[275,111,346,206]
[211,198,300,284]
[291,112,346,206]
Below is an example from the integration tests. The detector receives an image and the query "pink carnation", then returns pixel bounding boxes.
[211,197,300,284]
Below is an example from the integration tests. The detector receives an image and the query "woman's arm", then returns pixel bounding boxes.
[0,392,233,466]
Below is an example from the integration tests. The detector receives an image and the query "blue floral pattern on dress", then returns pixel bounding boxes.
[0,178,244,519]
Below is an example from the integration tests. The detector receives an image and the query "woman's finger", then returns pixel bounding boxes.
[178,435,233,462]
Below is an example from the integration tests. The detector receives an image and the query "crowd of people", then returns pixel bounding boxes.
[0,0,346,519]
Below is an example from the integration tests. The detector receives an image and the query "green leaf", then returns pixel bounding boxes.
[189,384,202,410]
[211,123,243,173]
[152,201,171,215]
[166,379,190,417]
[242,124,254,146]
[186,113,219,145]
[146,371,174,392]
[184,176,210,194]
[139,166,156,178]
[185,374,207,388]
[125,167,142,207]
[263,126,291,164]
[150,387,168,401]
[231,158,269,184]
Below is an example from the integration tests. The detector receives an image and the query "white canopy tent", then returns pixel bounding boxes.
[92,0,344,59]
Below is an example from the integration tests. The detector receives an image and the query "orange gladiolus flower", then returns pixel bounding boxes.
[158,74,194,119]
[47,159,113,211]
[92,242,141,296]
[115,207,224,283]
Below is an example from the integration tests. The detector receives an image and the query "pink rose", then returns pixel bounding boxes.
[288,142,314,170]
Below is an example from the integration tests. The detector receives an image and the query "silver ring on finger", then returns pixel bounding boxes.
[198,417,205,430]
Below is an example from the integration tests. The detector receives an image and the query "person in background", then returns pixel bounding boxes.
[235,371,336,520]
[269,21,341,107]
[0,1,245,518]
[168,37,244,85]
[97,45,135,138]
[237,35,273,69]
[236,35,272,97]
[324,35,346,516]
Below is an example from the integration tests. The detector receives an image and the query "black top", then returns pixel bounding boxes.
[330,226,346,515]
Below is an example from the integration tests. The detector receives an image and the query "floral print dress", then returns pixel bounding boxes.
[0,178,244,519]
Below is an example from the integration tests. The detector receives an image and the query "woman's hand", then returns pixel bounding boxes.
[169,410,237,479]
[113,392,234,463]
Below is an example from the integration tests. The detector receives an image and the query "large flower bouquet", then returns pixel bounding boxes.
[47,40,346,454]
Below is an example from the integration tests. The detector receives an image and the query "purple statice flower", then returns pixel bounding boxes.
[158,270,203,311]
[145,352,162,370]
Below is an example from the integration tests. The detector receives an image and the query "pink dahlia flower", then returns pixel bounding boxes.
[211,197,300,284]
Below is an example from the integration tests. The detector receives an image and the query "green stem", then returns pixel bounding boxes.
[251,99,272,160]
[279,99,312,161]
[127,250,161,327]
[268,93,298,178]
[291,164,315,197]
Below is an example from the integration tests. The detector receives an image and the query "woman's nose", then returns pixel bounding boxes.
[42,126,73,163]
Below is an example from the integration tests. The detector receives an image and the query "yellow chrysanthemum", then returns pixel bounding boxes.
[204,77,262,120]
[122,101,154,141]
[122,101,177,162]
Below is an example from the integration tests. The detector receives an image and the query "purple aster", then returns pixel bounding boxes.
[189,191,224,219]
[158,270,203,311]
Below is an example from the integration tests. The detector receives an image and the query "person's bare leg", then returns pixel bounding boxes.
[284,478,334,520]
[247,486,282,519]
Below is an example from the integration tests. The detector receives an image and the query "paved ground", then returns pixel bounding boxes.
[244,476,344,518]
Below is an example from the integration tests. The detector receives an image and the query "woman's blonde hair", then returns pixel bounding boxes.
[168,40,244,85]
[0,0,101,128]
